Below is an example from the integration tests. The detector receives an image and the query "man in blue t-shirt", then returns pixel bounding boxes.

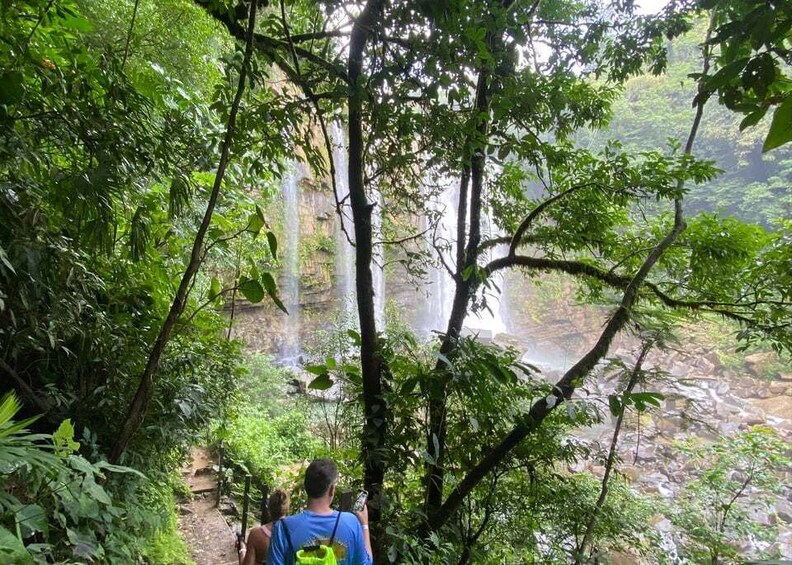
[268,458,373,565]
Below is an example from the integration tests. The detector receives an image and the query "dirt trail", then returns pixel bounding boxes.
[177,447,239,565]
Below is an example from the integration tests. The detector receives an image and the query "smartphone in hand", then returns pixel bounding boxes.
[352,489,368,512]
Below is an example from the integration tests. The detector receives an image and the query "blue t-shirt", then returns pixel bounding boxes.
[268,510,372,565]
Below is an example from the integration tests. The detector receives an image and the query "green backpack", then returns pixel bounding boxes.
[280,512,342,565]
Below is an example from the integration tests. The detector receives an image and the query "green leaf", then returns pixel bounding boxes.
[52,419,80,458]
[0,247,16,275]
[209,277,221,299]
[66,528,98,559]
[16,504,47,538]
[739,107,767,131]
[0,525,33,564]
[608,394,622,416]
[703,58,748,92]
[238,279,265,303]
[94,461,145,478]
[266,231,278,259]
[269,295,288,314]
[347,330,362,346]
[434,351,454,370]
[61,14,94,32]
[763,94,792,152]
[631,392,665,409]
[247,212,264,236]
[260,272,276,294]
[400,377,419,395]
[308,375,333,390]
[305,364,328,376]
[85,481,111,505]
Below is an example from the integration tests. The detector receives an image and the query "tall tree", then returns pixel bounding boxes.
[200,0,792,551]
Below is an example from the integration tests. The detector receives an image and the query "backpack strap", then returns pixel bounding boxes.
[328,511,342,546]
[279,518,295,555]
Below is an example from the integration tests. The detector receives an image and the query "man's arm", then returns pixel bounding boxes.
[354,504,373,562]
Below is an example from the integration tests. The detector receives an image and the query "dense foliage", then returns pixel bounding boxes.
[1,0,790,563]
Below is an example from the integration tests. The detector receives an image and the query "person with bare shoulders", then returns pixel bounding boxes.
[239,489,291,565]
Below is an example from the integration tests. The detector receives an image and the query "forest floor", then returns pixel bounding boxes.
[177,447,239,565]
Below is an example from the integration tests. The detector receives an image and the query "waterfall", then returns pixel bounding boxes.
[371,188,386,326]
[331,122,384,327]
[464,206,507,340]
[279,163,304,365]
[423,179,457,333]
[331,122,357,321]
[421,175,506,340]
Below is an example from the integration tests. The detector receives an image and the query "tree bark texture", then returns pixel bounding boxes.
[347,0,387,553]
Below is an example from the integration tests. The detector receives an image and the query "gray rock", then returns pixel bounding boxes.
[776,500,792,524]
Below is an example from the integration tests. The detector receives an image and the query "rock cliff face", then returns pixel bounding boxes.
[231,172,341,358]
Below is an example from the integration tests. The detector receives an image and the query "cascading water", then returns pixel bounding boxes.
[421,176,507,340]
[464,202,507,340]
[371,188,386,326]
[423,178,457,333]
[279,163,304,365]
[331,122,357,319]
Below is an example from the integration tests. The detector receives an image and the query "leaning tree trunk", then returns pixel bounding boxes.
[109,2,258,464]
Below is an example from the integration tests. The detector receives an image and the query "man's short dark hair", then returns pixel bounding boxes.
[304,458,338,499]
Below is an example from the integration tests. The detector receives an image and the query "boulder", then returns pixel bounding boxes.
[705,351,723,370]
[744,351,777,377]
[776,500,792,524]
[769,382,791,396]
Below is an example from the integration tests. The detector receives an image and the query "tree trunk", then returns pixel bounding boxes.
[347,0,386,554]
[424,57,492,523]
[109,1,258,463]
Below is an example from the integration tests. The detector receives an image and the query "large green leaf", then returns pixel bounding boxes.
[16,504,48,538]
[0,525,33,565]
[266,231,278,259]
[763,94,792,152]
[308,375,333,390]
[238,279,265,303]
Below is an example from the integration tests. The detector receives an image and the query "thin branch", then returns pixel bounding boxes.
[376,227,430,246]
[508,182,596,257]
[0,358,52,415]
[110,1,258,463]
[122,0,141,69]
[23,0,55,50]
[575,342,652,562]
[289,29,350,42]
